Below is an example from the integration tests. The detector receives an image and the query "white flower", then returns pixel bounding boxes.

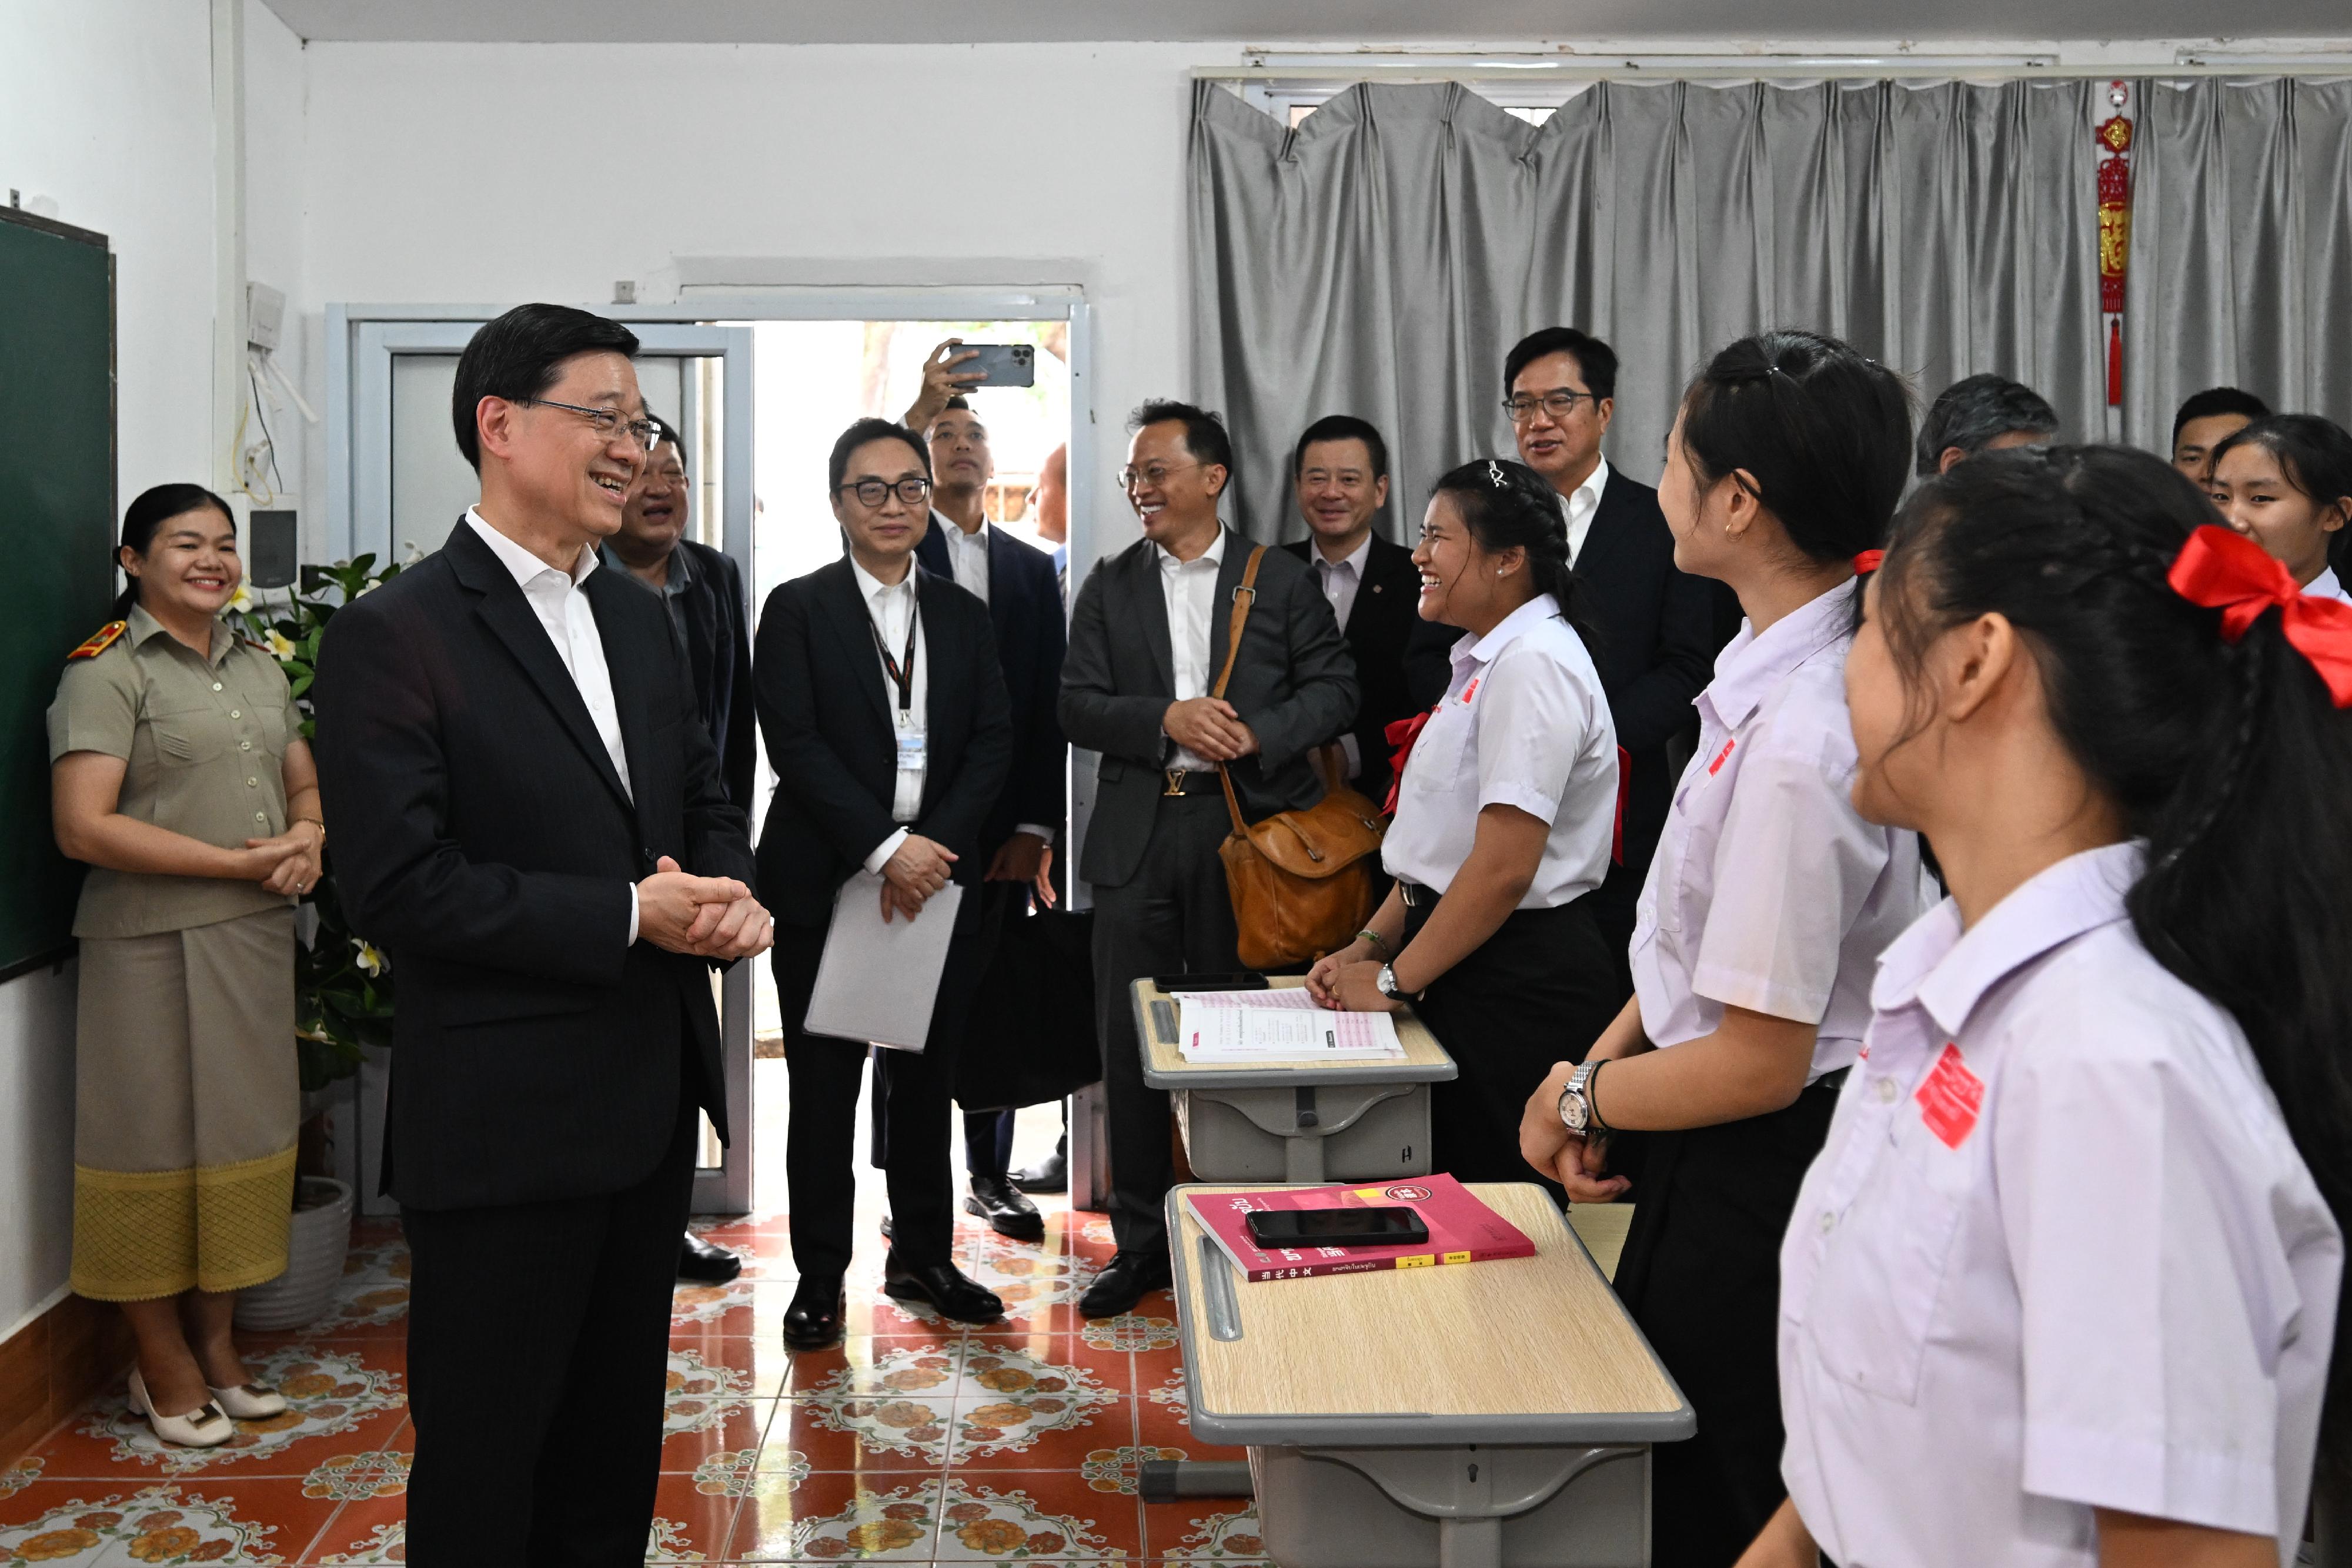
[229,583,253,613]
[266,628,298,661]
[357,579,382,597]
[352,940,388,977]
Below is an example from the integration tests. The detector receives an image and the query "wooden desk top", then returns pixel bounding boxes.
[1135,977,1456,1089]
[1170,1182,1690,1447]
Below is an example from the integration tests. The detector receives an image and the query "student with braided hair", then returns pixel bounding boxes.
[1743,444,2349,1568]
[1516,330,1935,1565]
[1307,457,1622,1188]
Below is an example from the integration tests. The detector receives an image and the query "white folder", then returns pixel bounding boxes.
[802,871,964,1051]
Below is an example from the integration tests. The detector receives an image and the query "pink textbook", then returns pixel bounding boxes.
[1185,1174,1536,1283]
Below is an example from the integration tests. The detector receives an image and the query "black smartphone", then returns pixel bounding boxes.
[1155,972,1267,992]
[1246,1206,1429,1251]
[957,342,1035,389]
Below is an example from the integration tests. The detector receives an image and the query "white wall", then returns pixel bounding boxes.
[0,0,231,1336]
[245,0,312,516]
[294,39,1210,565]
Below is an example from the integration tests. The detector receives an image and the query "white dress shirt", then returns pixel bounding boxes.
[1561,454,1611,566]
[1780,843,2341,1567]
[934,509,993,606]
[465,509,641,945]
[1630,577,1932,1080]
[2307,564,2351,604]
[1158,528,1228,773]
[1309,530,1373,631]
[1382,593,1619,908]
[851,556,927,873]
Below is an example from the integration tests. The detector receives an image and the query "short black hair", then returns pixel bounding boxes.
[1292,414,1389,482]
[450,303,640,472]
[828,417,930,495]
[2171,386,2271,450]
[651,415,686,469]
[1503,326,1618,403]
[1914,373,2060,477]
[1129,399,1232,474]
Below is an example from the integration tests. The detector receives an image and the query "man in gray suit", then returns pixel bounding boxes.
[1059,400,1357,1315]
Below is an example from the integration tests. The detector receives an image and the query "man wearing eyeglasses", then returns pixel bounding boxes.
[1060,400,1357,1317]
[1502,327,1724,988]
[313,303,769,1565]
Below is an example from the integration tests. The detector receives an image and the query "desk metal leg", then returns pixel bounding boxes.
[1137,1458,1254,1502]
[1438,1516,1501,1568]
[1069,1083,1111,1212]
[1282,1132,1326,1184]
[1252,1443,1649,1568]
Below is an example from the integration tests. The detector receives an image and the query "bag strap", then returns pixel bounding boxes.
[1211,546,1267,835]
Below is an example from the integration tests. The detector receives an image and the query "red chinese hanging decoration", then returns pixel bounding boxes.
[2095,81,2135,407]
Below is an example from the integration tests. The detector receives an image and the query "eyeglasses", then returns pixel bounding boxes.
[837,476,934,508]
[525,398,663,451]
[1504,390,1601,423]
[1120,460,1202,492]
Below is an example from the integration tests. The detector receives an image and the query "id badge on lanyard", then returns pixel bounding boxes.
[873,604,926,806]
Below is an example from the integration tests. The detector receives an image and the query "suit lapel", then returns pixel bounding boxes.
[916,568,961,740]
[1207,529,1251,690]
[1574,471,1632,580]
[820,559,897,737]
[1130,544,1177,698]
[447,522,633,815]
[585,569,662,841]
[983,527,1018,646]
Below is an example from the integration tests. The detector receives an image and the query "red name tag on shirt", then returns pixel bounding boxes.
[1707,737,1736,775]
[1915,1043,1984,1149]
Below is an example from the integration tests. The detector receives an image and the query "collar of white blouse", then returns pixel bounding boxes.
[1699,574,1856,731]
[1872,839,2141,1037]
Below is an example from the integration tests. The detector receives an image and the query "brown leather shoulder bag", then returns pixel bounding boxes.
[1210,546,1385,969]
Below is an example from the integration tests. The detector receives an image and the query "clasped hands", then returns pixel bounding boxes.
[637,855,775,959]
[1302,937,1403,1014]
[880,834,957,924]
[1518,1052,1632,1204]
[245,819,324,896]
[1162,697,1259,764]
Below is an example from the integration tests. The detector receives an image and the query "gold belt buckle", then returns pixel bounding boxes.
[1164,768,1187,797]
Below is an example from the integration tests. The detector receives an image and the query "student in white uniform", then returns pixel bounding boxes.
[1515,330,1930,1568]
[1743,444,2351,1568]
[2207,413,2352,605]
[1307,459,1623,1183]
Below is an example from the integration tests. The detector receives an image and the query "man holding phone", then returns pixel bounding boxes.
[901,336,1033,432]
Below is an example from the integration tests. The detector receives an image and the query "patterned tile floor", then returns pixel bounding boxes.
[0,1070,1267,1564]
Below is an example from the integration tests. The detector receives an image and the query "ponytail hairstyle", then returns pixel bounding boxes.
[1876,444,2352,1433]
[1678,330,1913,617]
[2209,413,2352,577]
[1428,457,1601,656]
[114,483,235,620]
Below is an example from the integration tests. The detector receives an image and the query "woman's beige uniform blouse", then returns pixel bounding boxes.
[48,605,304,936]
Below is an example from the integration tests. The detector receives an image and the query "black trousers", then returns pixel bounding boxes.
[1402,893,1625,1189]
[1090,791,1240,1256]
[964,1108,1017,1178]
[773,917,982,1282]
[403,1090,699,1568]
[1612,1079,1842,1568]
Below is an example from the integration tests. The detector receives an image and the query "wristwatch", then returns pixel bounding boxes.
[1375,964,1416,1002]
[1556,1061,1604,1138]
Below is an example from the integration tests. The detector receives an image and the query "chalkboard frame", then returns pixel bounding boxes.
[0,204,116,985]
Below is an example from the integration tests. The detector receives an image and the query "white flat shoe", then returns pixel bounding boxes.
[206,1382,287,1419]
[127,1368,233,1447]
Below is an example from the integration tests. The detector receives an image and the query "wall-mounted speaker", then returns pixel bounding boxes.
[249,509,297,590]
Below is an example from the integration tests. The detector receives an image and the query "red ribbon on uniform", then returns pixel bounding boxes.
[2168,524,2352,708]
[1612,745,1631,865]
[1383,708,1435,815]
[1852,550,1884,575]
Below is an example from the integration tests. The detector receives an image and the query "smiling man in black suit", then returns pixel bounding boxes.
[313,303,769,1567]
[1504,326,1728,985]
[1279,415,1426,808]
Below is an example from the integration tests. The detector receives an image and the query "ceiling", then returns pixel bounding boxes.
[255,0,2352,47]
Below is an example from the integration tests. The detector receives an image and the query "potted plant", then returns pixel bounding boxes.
[229,554,405,1330]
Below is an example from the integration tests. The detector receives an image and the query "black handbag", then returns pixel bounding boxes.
[953,906,1101,1113]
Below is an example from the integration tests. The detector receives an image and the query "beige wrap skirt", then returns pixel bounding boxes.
[72,905,299,1300]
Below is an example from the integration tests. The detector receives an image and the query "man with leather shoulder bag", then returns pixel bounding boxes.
[1058,400,1357,1316]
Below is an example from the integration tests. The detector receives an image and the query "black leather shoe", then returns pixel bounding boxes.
[783,1277,846,1350]
[678,1231,743,1285]
[1010,1149,1067,1195]
[880,1256,1004,1324]
[963,1175,1045,1241]
[1078,1250,1172,1318]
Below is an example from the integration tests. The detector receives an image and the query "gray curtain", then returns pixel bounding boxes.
[1191,75,2352,543]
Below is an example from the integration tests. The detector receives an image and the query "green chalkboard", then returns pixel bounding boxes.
[0,208,115,981]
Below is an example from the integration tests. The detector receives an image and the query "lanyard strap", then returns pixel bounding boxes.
[868,602,918,716]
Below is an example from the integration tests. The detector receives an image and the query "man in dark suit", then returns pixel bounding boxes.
[1504,327,1727,981]
[914,397,1065,1241]
[606,415,756,1285]
[313,304,769,1567]
[1279,414,1425,805]
[1060,400,1357,1316]
[754,417,1015,1349]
